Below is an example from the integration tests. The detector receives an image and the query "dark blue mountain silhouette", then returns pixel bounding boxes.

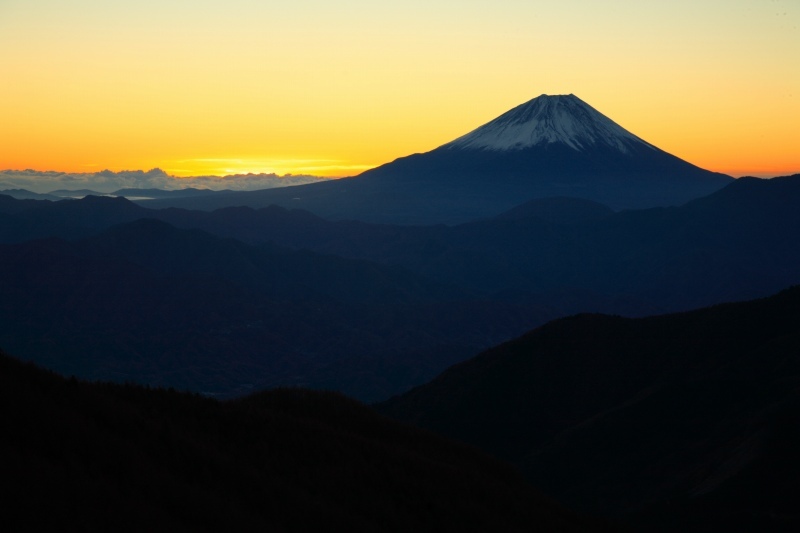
[0,218,552,400]
[379,285,800,531]
[2,175,798,400]
[137,94,732,223]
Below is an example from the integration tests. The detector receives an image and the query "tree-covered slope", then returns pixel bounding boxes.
[379,286,800,531]
[0,350,612,532]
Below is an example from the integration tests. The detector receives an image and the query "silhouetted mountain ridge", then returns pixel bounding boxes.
[0,349,611,532]
[2,176,800,400]
[378,286,800,531]
[112,187,226,199]
[135,95,732,223]
[0,219,554,400]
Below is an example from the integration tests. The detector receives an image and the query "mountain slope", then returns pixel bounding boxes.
[0,194,152,243]
[0,350,611,532]
[378,286,800,531]
[4,176,799,316]
[3,177,799,402]
[0,219,553,401]
[138,95,732,223]
[149,175,800,315]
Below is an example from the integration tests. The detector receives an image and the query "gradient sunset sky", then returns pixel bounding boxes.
[1,0,798,179]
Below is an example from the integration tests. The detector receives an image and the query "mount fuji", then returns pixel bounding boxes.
[145,94,733,224]
[442,93,653,152]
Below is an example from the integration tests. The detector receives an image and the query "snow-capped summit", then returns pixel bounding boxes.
[442,94,653,153]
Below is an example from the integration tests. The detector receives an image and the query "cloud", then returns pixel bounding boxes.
[0,168,333,194]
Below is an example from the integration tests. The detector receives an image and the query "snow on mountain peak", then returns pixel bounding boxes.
[442,94,654,153]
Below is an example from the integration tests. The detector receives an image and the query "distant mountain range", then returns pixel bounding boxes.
[0,213,555,401]
[134,94,732,224]
[5,174,796,313]
[213,174,799,313]
[2,175,800,401]
[378,285,800,532]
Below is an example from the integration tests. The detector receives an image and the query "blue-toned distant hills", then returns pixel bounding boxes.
[1,174,800,401]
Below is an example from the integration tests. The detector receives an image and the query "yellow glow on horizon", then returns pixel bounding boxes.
[161,158,377,178]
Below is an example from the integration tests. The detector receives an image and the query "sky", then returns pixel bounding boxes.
[1,0,798,181]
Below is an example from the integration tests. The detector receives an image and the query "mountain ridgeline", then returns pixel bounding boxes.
[378,286,800,531]
[0,350,611,532]
[134,94,732,224]
[2,175,800,401]
[0,217,554,401]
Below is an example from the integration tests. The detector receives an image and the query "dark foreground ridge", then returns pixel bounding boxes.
[0,350,614,532]
[379,286,800,532]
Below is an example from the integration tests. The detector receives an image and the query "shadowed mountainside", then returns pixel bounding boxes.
[2,176,800,402]
[0,218,554,401]
[125,174,800,312]
[378,286,800,532]
[0,349,615,532]
[3,175,800,317]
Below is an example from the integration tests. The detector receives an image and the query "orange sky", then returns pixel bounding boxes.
[1,1,798,180]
